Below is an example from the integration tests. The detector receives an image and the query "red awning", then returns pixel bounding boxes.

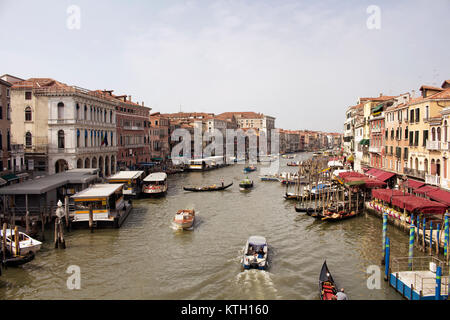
[339,172,365,178]
[406,179,425,190]
[366,168,380,176]
[427,189,450,206]
[391,195,447,214]
[414,186,440,195]
[376,171,396,182]
[372,189,409,203]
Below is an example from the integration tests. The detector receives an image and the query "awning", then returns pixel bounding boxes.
[359,139,370,145]
[1,174,19,182]
[17,173,29,179]
[406,179,425,190]
[372,189,409,203]
[372,104,383,114]
[391,195,447,214]
[415,185,440,195]
[377,171,396,182]
[426,189,450,206]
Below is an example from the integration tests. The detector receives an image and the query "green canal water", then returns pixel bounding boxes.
[0,153,422,299]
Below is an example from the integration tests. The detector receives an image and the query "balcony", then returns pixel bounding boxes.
[404,167,426,180]
[371,127,382,134]
[344,131,353,138]
[369,146,382,153]
[123,125,143,131]
[425,174,441,186]
[426,140,441,151]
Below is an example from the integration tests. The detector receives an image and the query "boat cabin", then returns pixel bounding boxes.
[142,172,168,196]
[107,171,145,197]
[71,184,130,227]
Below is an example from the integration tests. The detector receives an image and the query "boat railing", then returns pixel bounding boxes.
[391,256,448,275]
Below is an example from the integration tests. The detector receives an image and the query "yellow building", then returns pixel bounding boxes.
[406,85,450,184]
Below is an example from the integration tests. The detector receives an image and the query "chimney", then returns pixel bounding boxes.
[379,93,383,97]
[128,95,132,102]
[142,101,144,106]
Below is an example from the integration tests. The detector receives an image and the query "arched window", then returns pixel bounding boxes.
[437,127,441,141]
[85,130,88,147]
[110,111,113,123]
[57,102,64,119]
[445,121,448,142]
[84,105,87,120]
[58,130,65,149]
[76,103,80,119]
[77,129,80,148]
[432,128,436,141]
[25,132,32,147]
[25,106,32,121]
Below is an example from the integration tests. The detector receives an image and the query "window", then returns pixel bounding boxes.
[57,102,64,119]
[415,108,420,123]
[405,127,408,140]
[7,104,10,120]
[0,131,2,150]
[0,106,2,119]
[415,131,419,146]
[25,91,32,100]
[58,130,65,149]
[410,110,414,123]
[25,106,32,121]
[25,132,32,147]
[423,130,428,147]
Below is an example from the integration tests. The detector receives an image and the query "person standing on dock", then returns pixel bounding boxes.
[336,288,348,300]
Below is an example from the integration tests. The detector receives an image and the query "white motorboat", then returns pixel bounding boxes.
[0,229,42,255]
[241,236,268,270]
[142,172,168,196]
[173,209,195,230]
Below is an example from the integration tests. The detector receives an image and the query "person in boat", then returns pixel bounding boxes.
[336,288,348,300]
[248,246,254,255]
[257,247,264,258]
[221,178,224,188]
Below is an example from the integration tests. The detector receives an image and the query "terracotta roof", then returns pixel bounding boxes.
[442,80,450,88]
[12,78,70,89]
[216,112,266,119]
[359,95,396,102]
[420,85,444,92]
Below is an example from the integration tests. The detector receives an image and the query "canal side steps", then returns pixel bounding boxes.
[388,256,449,300]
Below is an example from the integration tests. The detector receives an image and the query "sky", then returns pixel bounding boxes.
[0,0,449,132]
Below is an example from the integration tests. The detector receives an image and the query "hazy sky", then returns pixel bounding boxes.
[1,0,449,132]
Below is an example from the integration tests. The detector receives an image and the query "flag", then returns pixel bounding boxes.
[101,134,108,146]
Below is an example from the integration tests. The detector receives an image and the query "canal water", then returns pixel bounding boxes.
[0,153,422,299]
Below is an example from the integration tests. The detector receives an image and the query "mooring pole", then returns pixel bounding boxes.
[435,265,442,300]
[409,221,415,270]
[445,212,449,264]
[384,237,390,281]
[382,212,387,265]
[423,218,426,252]
[436,224,440,256]
[430,221,434,256]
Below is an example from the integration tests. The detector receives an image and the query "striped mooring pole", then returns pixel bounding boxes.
[444,212,449,261]
[408,220,415,270]
[435,265,442,300]
[430,221,433,256]
[382,212,387,265]
[436,224,440,256]
[423,218,427,251]
[384,237,390,281]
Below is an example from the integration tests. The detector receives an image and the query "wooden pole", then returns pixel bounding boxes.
[25,194,30,234]
[54,218,58,249]
[2,223,7,260]
[89,204,94,233]
[40,211,45,241]
[64,196,70,232]
[59,220,66,249]
[14,226,19,256]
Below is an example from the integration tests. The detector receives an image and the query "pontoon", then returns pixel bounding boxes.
[107,171,145,198]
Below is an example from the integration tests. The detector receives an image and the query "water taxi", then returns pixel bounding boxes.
[107,171,145,198]
[0,229,42,256]
[71,184,132,228]
[243,165,257,173]
[242,236,268,270]
[142,172,168,196]
[239,178,254,190]
[173,209,195,230]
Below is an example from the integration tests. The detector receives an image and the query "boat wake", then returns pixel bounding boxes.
[234,269,280,299]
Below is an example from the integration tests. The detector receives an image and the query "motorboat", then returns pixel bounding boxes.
[239,178,254,189]
[241,236,268,270]
[173,209,195,230]
[260,174,280,181]
[243,165,257,173]
[0,229,42,256]
[183,182,233,192]
[142,172,168,196]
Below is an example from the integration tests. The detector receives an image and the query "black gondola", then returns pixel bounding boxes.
[1,251,35,267]
[319,261,338,300]
[183,182,233,192]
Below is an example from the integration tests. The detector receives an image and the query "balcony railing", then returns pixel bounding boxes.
[441,178,450,190]
[404,167,426,180]
[426,140,441,151]
[371,127,382,133]
[426,174,441,186]
[369,146,382,153]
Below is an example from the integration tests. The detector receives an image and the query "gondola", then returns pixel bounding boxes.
[183,182,233,192]
[319,261,338,300]
[1,251,35,267]
[321,210,358,222]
